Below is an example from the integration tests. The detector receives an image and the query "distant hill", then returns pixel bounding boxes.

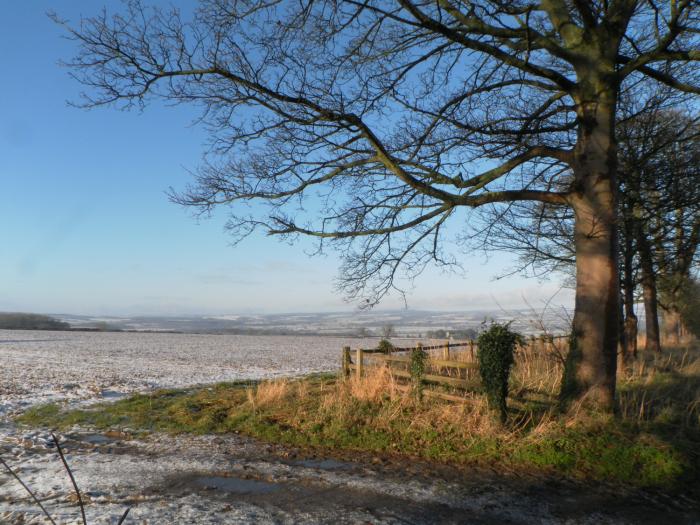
[0,313,71,331]
[53,309,571,336]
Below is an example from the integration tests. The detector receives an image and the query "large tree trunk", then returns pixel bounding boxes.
[637,232,661,353]
[661,307,682,345]
[659,269,692,345]
[618,293,628,369]
[624,308,638,360]
[561,94,619,412]
[641,276,661,353]
[622,274,637,363]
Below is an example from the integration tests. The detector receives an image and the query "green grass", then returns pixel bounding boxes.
[16,350,700,489]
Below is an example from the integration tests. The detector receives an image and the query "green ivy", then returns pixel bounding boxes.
[477,324,522,422]
[410,345,427,398]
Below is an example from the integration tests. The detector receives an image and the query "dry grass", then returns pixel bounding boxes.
[617,345,700,429]
[335,349,553,439]
[248,379,289,408]
[346,364,399,402]
[345,339,700,438]
[243,340,700,439]
[511,342,565,397]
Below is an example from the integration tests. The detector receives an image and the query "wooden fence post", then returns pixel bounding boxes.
[356,348,364,379]
[443,340,450,360]
[468,340,476,380]
[342,346,351,378]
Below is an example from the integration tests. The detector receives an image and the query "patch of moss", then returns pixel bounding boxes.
[511,427,685,486]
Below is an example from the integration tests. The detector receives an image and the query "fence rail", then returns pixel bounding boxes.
[360,341,473,353]
[342,335,569,402]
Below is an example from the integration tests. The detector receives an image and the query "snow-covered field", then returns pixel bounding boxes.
[0,329,408,418]
[4,329,473,524]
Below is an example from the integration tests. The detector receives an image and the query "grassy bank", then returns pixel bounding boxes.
[17,344,700,488]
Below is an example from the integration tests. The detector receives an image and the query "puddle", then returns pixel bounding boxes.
[100,390,126,399]
[294,458,352,471]
[76,433,118,445]
[192,476,281,495]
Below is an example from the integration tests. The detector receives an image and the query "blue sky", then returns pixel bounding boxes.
[0,1,573,316]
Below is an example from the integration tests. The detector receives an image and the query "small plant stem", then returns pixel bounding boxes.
[0,456,58,525]
[117,506,131,524]
[51,433,87,525]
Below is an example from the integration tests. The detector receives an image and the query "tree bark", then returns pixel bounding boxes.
[618,294,628,369]
[661,307,682,345]
[624,310,638,360]
[637,231,661,353]
[561,93,619,411]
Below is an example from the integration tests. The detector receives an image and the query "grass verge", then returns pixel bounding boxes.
[17,347,700,489]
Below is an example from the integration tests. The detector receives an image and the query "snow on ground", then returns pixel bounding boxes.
[1,429,627,525]
[4,329,478,524]
[0,330,413,418]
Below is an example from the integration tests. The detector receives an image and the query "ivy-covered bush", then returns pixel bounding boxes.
[477,324,522,422]
[410,344,427,398]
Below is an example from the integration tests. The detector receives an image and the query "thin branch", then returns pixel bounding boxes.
[52,433,87,525]
[0,456,58,525]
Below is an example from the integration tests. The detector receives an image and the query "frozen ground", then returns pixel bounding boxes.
[2,428,697,524]
[1,330,698,524]
[0,330,409,418]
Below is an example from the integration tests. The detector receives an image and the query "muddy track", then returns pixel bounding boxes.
[2,428,698,524]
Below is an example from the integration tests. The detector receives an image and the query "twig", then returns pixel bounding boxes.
[51,433,87,525]
[117,507,131,524]
[0,455,58,525]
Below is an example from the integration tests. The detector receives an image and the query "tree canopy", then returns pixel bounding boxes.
[58,1,700,302]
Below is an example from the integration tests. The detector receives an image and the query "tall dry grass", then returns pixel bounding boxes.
[247,379,289,409]
[617,345,700,429]
[246,339,698,443]
[343,338,699,434]
[347,364,400,401]
[332,354,549,437]
[511,341,565,397]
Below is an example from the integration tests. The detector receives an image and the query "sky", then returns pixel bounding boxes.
[0,1,574,316]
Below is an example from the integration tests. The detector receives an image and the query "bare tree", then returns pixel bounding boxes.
[381,324,396,339]
[617,103,700,352]
[481,90,700,359]
[56,1,700,410]
[355,326,371,337]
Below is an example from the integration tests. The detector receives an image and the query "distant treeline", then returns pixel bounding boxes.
[198,328,363,337]
[0,313,71,331]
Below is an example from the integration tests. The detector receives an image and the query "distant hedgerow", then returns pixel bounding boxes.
[377,339,394,353]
